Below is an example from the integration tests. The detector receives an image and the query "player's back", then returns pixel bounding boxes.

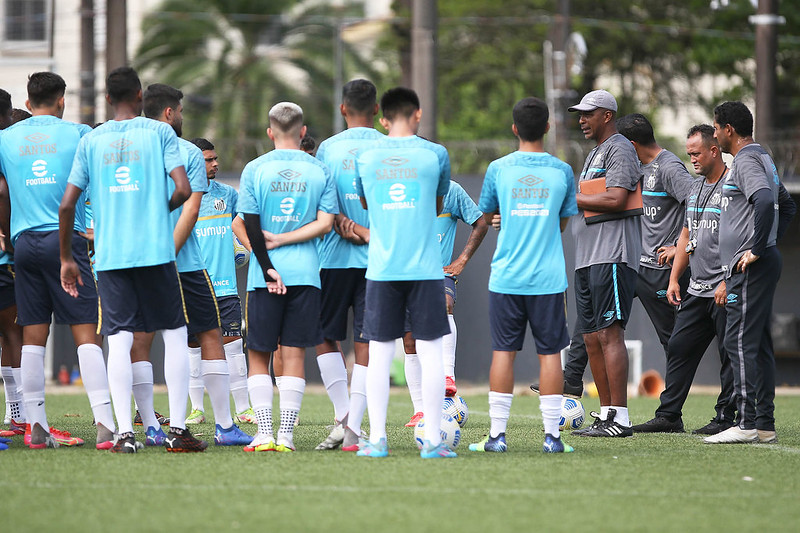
[195,179,239,297]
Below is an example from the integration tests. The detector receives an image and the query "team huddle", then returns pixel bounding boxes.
[0,67,794,457]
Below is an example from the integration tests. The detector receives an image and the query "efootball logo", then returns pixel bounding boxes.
[214,198,226,211]
[280,197,295,215]
[25,132,49,144]
[389,183,406,202]
[518,175,543,187]
[109,139,133,150]
[382,157,408,167]
[278,169,301,180]
[31,159,48,177]
[115,166,131,185]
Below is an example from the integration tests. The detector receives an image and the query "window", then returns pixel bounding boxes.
[5,0,47,42]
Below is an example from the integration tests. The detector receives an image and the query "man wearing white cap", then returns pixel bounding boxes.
[567,90,642,438]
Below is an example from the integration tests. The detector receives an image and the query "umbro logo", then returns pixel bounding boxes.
[382,157,408,167]
[518,175,543,187]
[348,148,359,155]
[602,310,615,320]
[726,293,738,304]
[278,169,301,180]
[109,139,133,150]
[656,290,667,299]
[24,132,49,144]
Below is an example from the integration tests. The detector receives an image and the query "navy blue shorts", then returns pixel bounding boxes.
[444,275,457,303]
[96,262,186,335]
[245,286,322,352]
[180,269,221,335]
[489,291,569,354]
[364,279,450,342]
[14,230,98,326]
[574,263,637,334]
[320,268,367,343]
[0,264,15,311]
[188,295,241,342]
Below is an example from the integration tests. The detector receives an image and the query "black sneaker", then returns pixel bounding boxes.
[632,416,684,433]
[573,411,605,436]
[577,409,633,438]
[134,410,170,426]
[110,432,139,453]
[164,427,208,453]
[530,380,583,399]
[692,418,733,435]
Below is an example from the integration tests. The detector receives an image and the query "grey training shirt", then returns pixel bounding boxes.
[684,174,725,297]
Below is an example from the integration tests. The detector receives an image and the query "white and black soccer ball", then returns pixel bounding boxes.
[443,395,469,428]
[233,235,250,269]
[559,397,585,431]
[414,413,461,450]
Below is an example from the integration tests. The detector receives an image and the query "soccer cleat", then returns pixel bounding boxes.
[234,408,257,424]
[164,427,208,452]
[110,432,139,453]
[50,427,84,447]
[185,409,206,425]
[243,433,276,452]
[96,424,117,450]
[543,433,574,453]
[0,442,7,451]
[632,416,685,433]
[341,427,361,452]
[530,379,583,399]
[145,426,167,446]
[469,433,507,453]
[445,376,457,397]
[275,435,295,453]
[692,418,733,435]
[134,410,169,426]
[26,424,83,447]
[405,411,424,427]
[572,411,605,436]
[703,426,758,444]
[315,422,345,450]
[577,410,632,438]
[356,438,389,458]
[757,430,778,444]
[0,419,26,437]
[420,440,457,459]
[215,424,252,446]
[0,436,10,445]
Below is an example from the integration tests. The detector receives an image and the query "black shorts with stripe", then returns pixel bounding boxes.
[180,269,222,335]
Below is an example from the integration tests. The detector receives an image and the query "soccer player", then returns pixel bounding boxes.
[705,101,796,444]
[403,179,487,426]
[59,66,204,453]
[0,72,113,449]
[189,137,255,425]
[133,84,250,447]
[313,79,383,452]
[239,102,336,452]
[468,96,577,453]
[354,87,454,459]
[568,90,641,438]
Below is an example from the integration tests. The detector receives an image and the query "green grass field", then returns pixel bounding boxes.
[2,388,799,532]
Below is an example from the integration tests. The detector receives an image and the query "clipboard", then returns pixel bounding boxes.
[580,177,643,225]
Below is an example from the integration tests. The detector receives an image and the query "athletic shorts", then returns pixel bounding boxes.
[489,291,569,354]
[188,295,241,344]
[444,275,457,303]
[96,262,186,335]
[319,268,367,343]
[14,230,98,326]
[245,286,322,352]
[363,279,450,342]
[180,269,221,335]
[574,263,637,334]
[0,264,15,311]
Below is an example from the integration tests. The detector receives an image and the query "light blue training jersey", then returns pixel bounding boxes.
[436,180,483,268]
[355,135,451,281]
[0,115,91,244]
[238,149,337,290]
[195,180,239,297]
[68,116,184,271]
[316,127,384,269]
[170,137,207,273]
[479,151,578,295]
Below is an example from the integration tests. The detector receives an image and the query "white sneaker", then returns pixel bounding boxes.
[704,426,758,444]
[315,421,345,450]
[757,430,778,443]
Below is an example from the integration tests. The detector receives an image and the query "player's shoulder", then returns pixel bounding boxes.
[322,127,384,145]
[604,133,638,156]
[178,137,204,156]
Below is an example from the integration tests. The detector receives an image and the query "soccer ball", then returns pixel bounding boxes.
[559,397,585,431]
[442,395,469,428]
[233,235,250,269]
[413,413,461,450]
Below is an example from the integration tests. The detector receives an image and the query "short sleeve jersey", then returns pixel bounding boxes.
[719,143,779,277]
[316,127,385,269]
[479,151,578,295]
[437,180,483,267]
[0,115,91,243]
[355,135,450,281]
[684,174,725,297]
[195,179,239,298]
[170,138,208,273]
[573,133,642,271]
[640,149,694,270]
[67,116,183,271]
[238,149,337,290]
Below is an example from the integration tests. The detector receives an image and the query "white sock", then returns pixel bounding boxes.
[277,375,305,445]
[417,337,445,446]
[107,332,134,434]
[224,339,250,413]
[162,326,189,430]
[188,346,204,412]
[404,351,423,413]
[600,406,610,420]
[1,366,23,421]
[317,351,349,422]
[13,366,25,421]
[77,344,115,432]
[248,374,274,438]
[275,376,283,388]
[611,406,630,426]
[442,314,457,377]
[347,363,368,435]
[540,394,562,438]
[489,391,513,438]
[21,345,48,431]
[202,359,233,428]
[366,340,394,444]
[131,361,159,430]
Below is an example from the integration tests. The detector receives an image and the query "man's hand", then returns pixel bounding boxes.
[714,281,727,307]
[444,258,467,277]
[736,250,759,273]
[657,245,676,266]
[61,259,83,298]
[265,268,286,295]
[666,280,682,306]
[491,213,501,230]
